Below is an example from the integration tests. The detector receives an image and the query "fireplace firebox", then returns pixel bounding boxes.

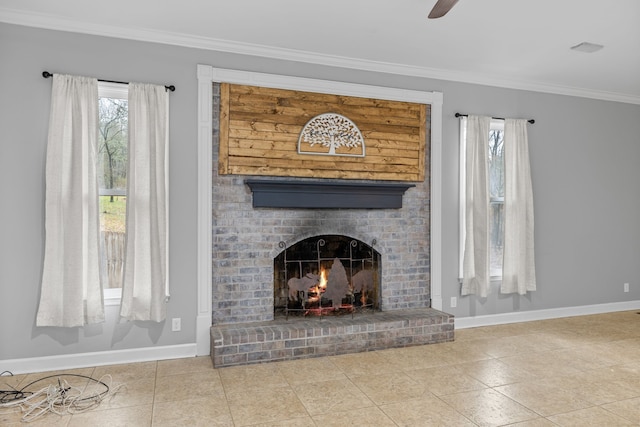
[274,235,380,318]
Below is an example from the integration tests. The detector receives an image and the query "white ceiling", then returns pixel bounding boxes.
[2,0,639,104]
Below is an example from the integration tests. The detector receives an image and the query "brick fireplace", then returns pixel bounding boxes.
[203,71,452,367]
[211,176,433,326]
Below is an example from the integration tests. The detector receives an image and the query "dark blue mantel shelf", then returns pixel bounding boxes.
[245,179,415,209]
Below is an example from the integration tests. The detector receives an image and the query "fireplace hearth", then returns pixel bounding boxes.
[211,309,453,367]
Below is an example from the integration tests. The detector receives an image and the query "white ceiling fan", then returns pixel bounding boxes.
[428,0,459,18]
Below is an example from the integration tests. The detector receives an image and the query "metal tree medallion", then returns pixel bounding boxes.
[298,113,365,157]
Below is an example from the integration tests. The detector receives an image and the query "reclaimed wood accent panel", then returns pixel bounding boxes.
[218,83,429,181]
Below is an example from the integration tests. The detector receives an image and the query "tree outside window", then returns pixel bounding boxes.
[98,94,128,289]
[488,126,504,277]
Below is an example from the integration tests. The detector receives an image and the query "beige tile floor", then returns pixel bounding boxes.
[2,310,639,426]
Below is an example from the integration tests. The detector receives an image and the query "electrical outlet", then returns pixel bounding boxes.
[171,317,181,332]
[450,297,457,308]
[624,283,630,293]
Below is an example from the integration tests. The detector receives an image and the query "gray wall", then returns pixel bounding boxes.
[1,22,639,361]
[439,84,640,317]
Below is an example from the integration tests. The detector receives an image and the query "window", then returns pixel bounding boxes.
[98,82,128,301]
[39,75,170,325]
[459,118,505,279]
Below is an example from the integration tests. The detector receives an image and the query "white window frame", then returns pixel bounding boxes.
[458,117,504,282]
[98,82,128,305]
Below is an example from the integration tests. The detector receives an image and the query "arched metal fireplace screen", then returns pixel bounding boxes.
[274,235,381,318]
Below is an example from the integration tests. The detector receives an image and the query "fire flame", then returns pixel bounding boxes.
[308,268,328,304]
[318,268,327,290]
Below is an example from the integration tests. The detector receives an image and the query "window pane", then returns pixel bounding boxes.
[489,201,504,277]
[488,129,504,200]
[98,97,128,289]
[488,129,504,277]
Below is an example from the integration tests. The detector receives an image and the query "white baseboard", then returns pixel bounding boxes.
[455,300,640,329]
[1,343,198,375]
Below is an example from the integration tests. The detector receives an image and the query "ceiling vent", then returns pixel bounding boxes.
[570,42,604,53]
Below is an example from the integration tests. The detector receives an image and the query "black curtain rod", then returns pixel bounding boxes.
[42,71,175,92]
[455,112,534,124]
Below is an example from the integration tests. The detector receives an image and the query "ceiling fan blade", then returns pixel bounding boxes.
[428,0,459,19]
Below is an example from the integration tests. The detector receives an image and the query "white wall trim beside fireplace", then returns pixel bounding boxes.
[195,64,444,355]
[196,64,214,356]
[429,91,443,311]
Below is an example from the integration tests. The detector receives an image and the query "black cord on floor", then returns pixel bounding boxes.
[20,374,111,402]
[0,371,33,405]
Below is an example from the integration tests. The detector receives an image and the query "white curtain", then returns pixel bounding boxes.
[120,83,169,322]
[502,119,536,294]
[37,75,104,327]
[461,115,491,297]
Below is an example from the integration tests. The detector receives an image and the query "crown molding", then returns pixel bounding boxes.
[2,8,639,105]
